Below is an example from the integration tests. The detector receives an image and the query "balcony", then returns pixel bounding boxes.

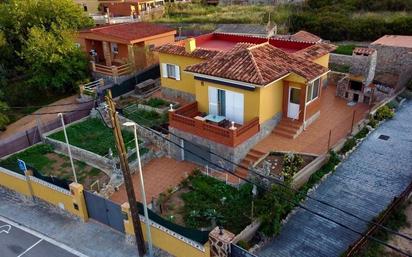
[169,102,260,147]
[91,61,132,77]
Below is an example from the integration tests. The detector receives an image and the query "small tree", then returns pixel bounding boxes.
[282,153,304,181]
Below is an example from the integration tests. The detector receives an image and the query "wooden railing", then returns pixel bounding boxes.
[91,62,132,77]
[169,102,260,147]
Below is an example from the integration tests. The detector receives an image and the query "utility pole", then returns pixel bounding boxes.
[105,91,146,257]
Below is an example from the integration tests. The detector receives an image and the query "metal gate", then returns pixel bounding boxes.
[84,191,125,233]
[183,140,211,167]
[231,244,258,257]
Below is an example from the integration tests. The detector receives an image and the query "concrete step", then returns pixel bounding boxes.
[249,149,266,156]
[276,123,300,134]
[273,129,295,139]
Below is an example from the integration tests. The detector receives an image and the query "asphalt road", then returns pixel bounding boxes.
[0,217,87,257]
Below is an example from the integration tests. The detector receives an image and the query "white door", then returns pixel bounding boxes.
[208,87,218,115]
[287,87,300,119]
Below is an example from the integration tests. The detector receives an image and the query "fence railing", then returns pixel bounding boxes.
[169,102,260,147]
[91,62,132,77]
[0,102,93,158]
[344,181,412,256]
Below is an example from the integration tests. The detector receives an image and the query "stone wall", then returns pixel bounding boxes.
[161,87,196,103]
[350,51,377,85]
[370,44,412,89]
[44,137,114,176]
[169,113,281,171]
[329,53,353,67]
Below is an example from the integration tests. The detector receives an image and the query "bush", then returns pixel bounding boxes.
[340,137,357,155]
[354,127,370,140]
[374,105,394,121]
[386,100,399,110]
[282,153,304,181]
[143,98,169,108]
[368,117,378,128]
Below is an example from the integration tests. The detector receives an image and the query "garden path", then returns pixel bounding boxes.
[257,101,412,257]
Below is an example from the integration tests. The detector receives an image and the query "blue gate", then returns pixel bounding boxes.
[231,244,258,257]
[84,191,125,233]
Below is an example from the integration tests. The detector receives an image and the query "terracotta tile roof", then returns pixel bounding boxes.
[185,43,328,86]
[371,35,412,48]
[289,30,322,43]
[293,43,337,61]
[154,43,222,60]
[80,22,176,43]
[353,47,376,56]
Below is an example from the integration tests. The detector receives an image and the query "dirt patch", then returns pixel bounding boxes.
[41,153,110,191]
[161,187,191,226]
[255,152,315,177]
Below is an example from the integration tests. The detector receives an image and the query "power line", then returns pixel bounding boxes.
[121,117,411,257]
[4,99,95,109]
[123,108,412,242]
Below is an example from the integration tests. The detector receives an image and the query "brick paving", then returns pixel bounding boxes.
[110,157,198,204]
[254,84,370,155]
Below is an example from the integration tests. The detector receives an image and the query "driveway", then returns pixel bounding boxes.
[257,101,412,257]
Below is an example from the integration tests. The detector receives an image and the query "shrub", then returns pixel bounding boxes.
[143,97,169,108]
[368,117,378,128]
[340,137,357,155]
[237,240,250,250]
[282,153,304,181]
[386,100,399,110]
[354,127,370,140]
[374,105,394,121]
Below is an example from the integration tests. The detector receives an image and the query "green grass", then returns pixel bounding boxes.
[0,144,55,173]
[125,109,168,128]
[157,3,291,30]
[48,118,134,156]
[143,98,170,108]
[333,44,357,55]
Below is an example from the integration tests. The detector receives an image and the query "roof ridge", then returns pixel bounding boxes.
[247,49,264,84]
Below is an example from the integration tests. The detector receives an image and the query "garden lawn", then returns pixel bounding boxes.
[124,109,168,128]
[48,118,134,156]
[0,144,109,189]
[333,44,357,55]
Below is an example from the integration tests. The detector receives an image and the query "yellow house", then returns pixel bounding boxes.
[154,32,335,169]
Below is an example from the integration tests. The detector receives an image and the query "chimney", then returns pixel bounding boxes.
[185,38,196,53]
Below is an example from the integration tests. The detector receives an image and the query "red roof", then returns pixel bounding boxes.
[185,43,328,86]
[371,35,412,48]
[353,47,376,56]
[79,22,176,44]
[288,31,322,43]
[293,43,337,60]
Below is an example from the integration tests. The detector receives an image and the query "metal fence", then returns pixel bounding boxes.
[231,244,258,257]
[110,65,160,98]
[0,102,93,158]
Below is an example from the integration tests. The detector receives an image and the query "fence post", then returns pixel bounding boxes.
[121,202,135,236]
[327,129,332,152]
[24,169,35,201]
[209,226,235,257]
[69,183,89,222]
[350,110,356,135]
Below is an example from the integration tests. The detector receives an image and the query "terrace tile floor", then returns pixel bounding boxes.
[109,157,198,204]
[254,84,370,155]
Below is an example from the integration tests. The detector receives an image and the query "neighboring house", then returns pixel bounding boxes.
[77,22,176,82]
[100,0,165,19]
[154,32,335,169]
[74,0,100,14]
[370,35,412,91]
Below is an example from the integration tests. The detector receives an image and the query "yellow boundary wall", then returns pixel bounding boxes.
[121,203,211,257]
[0,166,88,221]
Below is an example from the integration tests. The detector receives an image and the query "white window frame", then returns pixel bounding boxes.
[306,78,320,104]
[161,63,180,80]
[208,86,244,125]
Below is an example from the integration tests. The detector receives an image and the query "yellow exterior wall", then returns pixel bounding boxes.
[122,203,210,257]
[285,73,307,84]
[313,53,330,68]
[0,168,32,196]
[194,80,261,123]
[159,53,203,95]
[259,80,284,123]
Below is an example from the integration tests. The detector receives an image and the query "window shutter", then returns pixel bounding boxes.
[175,65,180,80]
[208,87,218,115]
[161,63,167,78]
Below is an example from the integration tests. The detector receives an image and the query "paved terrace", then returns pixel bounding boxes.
[257,101,412,257]
[254,84,370,155]
[110,157,197,204]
